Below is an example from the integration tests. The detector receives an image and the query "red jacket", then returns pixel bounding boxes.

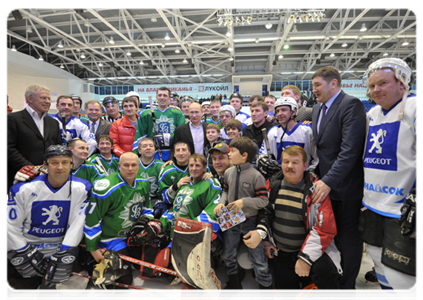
[109,114,138,157]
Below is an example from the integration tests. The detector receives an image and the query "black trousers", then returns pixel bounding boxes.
[272,251,340,289]
[331,199,363,289]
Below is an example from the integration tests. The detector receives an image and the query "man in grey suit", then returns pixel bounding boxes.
[311,66,367,289]
[7,85,62,191]
[84,100,112,142]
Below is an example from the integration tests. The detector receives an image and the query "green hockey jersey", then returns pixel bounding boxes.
[157,163,190,204]
[160,177,222,237]
[204,117,223,129]
[137,158,165,200]
[88,153,120,176]
[72,162,106,184]
[84,172,152,252]
[132,107,185,160]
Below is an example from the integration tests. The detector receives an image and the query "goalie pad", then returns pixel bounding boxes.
[172,217,221,289]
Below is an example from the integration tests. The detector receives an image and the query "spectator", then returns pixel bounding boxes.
[7,84,61,190]
[171,102,208,158]
[134,86,185,161]
[102,96,123,123]
[83,100,112,142]
[109,97,139,157]
[311,66,367,289]
[51,95,97,156]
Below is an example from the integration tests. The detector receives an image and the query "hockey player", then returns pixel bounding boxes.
[359,58,416,289]
[84,152,155,288]
[126,91,144,114]
[87,135,120,176]
[258,97,318,171]
[133,87,186,161]
[101,96,123,123]
[51,95,97,156]
[68,138,106,183]
[205,99,223,128]
[8,145,90,289]
[281,85,313,123]
[169,91,180,107]
[180,95,194,123]
[230,93,251,125]
[219,104,247,142]
[137,137,165,210]
[70,94,88,122]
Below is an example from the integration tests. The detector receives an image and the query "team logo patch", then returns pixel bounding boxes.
[94,179,110,191]
[29,200,70,238]
[364,122,400,171]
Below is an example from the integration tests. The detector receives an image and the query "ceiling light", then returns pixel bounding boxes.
[278,54,283,59]
[235,17,241,26]
[330,53,335,57]
[165,33,170,40]
[241,16,246,25]
[60,64,64,69]
[360,23,367,32]
[226,29,231,37]
[383,52,389,56]
[151,13,157,22]
[265,19,272,29]
[183,58,188,63]
[98,62,103,67]
[283,44,289,49]
[217,17,223,26]
[84,19,91,27]
[228,46,233,51]
[255,38,259,44]
[126,51,131,56]
[109,37,115,44]
[175,47,180,53]
[402,40,409,46]
[26,25,32,33]
[246,16,252,25]
[342,42,348,47]
[38,56,43,61]
[161,43,165,48]
[292,25,298,33]
[11,45,17,51]
[139,60,144,65]
[57,41,64,48]
[80,52,86,59]
[229,57,233,61]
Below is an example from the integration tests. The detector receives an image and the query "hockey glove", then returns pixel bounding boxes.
[13,165,39,185]
[153,201,172,219]
[44,247,79,286]
[153,133,172,148]
[127,216,163,246]
[257,154,280,179]
[10,244,46,278]
[399,188,416,238]
[92,250,123,288]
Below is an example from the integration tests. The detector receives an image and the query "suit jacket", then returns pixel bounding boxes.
[311,90,367,201]
[84,118,112,142]
[170,122,208,159]
[7,108,62,190]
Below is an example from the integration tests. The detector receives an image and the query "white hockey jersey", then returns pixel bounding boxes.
[259,122,318,170]
[362,96,416,218]
[235,111,251,125]
[7,175,90,257]
[51,114,97,156]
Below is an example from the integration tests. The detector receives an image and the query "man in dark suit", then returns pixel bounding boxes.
[170,102,207,159]
[7,85,62,191]
[84,100,112,142]
[311,66,367,289]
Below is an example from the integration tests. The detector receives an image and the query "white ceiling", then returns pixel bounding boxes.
[7,8,416,86]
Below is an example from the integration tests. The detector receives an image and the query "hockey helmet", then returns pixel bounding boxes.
[126,91,140,99]
[102,96,118,107]
[69,94,82,105]
[230,92,242,100]
[179,95,194,103]
[274,97,298,111]
[363,58,412,97]
[43,145,73,162]
[170,91,179,100]
[218,105,236,118]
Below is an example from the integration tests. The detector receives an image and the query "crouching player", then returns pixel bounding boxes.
[8,145,90,289]
[83,152,155,289]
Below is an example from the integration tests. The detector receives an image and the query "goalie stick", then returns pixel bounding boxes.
[71,272,144,289]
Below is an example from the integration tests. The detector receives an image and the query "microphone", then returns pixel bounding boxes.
[60,113,67,143]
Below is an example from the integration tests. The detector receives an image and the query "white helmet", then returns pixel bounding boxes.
[274,97,298,112]
[219,105,236,118]
[363,58,412,92]
[126,91,140,99]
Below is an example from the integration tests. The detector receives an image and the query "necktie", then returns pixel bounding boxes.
[321,104,327,121]
[91,122,96,134]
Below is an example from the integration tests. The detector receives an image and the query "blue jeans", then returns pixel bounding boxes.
[222,218,272,287]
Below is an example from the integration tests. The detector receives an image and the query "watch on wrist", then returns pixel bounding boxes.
[258,230,267,240]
